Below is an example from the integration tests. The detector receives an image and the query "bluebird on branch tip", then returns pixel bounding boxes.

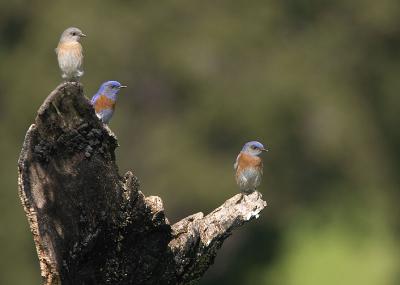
[91,81,127,124]
[234,141,269,193]
[55,27,86,81]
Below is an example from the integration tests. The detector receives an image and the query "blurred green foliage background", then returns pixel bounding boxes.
[1,0,400,284]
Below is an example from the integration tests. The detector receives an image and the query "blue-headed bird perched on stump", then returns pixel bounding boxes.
[91,81,127,124]
[55,27,86,81]
[234,141,268,193]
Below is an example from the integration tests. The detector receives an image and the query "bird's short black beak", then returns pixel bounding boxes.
[262,147,269,152]
[80,33,87,37]
[119,85,127,89]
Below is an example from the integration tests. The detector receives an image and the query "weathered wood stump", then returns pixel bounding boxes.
[17,82,267,285]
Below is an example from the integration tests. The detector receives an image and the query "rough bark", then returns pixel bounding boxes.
[17,82,267,285]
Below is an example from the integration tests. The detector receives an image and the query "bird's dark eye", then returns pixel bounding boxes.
[72,32,77,36]
[251,145,257,149]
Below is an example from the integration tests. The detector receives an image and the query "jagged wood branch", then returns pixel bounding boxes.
[17,82,267,285]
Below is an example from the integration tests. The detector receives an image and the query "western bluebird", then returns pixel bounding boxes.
[234,141,268,193]
[55,27,86,81]
[90,81,127,124]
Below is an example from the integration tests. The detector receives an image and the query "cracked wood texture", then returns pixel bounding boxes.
[17,82,267,285]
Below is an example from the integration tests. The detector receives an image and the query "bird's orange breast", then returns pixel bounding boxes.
[94,95,115,112]
[236,153,263,172]
[56,42,83,57]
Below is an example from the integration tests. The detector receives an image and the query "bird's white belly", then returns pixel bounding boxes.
[238,167,262,193]
[59,52,81,75]
[97,109,114,124]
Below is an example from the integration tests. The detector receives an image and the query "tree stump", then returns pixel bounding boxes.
[17,82,267,285]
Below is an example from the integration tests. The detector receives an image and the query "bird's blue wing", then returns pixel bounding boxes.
[91,93,99,105]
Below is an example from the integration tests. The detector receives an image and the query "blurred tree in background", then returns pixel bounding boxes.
[1,1,399,284]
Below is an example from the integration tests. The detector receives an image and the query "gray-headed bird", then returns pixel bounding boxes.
[55,27,86,81]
